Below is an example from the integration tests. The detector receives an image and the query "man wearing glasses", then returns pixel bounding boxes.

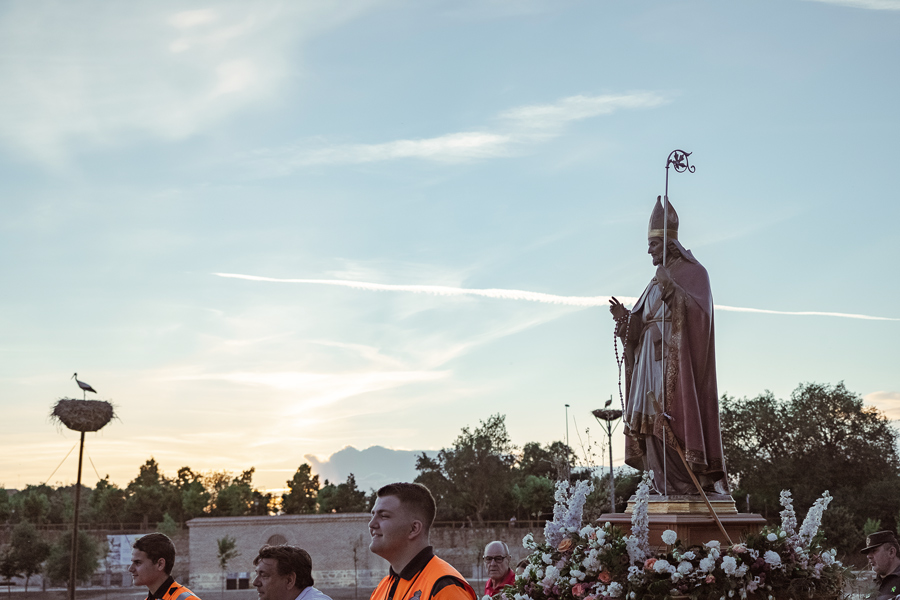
[482,541,514,597]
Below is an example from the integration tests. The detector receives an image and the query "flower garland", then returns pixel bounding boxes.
[501,475,846,600]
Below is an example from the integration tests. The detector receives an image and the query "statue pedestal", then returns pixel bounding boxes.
[599,495,766,548]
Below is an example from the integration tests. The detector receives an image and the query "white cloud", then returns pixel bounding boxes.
[174,369,448,412]
[499,92,669,130]
[0,1,384,166]
[865,391,900,419]
[244,92,670,173]
[262,131,514,170]
[801,0,900,9]
[213,272,900,321]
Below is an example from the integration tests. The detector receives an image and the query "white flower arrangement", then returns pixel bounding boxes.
[501,482,845,600]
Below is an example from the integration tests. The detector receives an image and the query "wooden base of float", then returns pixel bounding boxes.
[599,495,766,548]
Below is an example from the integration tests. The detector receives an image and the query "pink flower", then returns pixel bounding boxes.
[732,543,747,554]
[705,575,715,584]
[598,571,612,584]
[644,558,657,570]
[573,583,590,597]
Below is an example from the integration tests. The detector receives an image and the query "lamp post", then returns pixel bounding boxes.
[592,401,623,513]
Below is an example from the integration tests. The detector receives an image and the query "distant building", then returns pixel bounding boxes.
[187,513,387,591]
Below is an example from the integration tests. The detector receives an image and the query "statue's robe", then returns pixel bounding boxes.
[618,247,726,494]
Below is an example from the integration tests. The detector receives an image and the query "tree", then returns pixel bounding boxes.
[519,441,573,481]
[124,459,171,527]
[282,464,319,514]
[0,548,19,597]
[511,475,554,520]
[721,381,900,555]
[89,476,126,526]
[317,474,367,514]
[415,414,517,523]
[9,522,50,594]
[210,469,256,517]
[216,536,239,599]
[45,531,101,587]
[0,487,10,523]
[175,467,211,522]
[157,513,179,537]
[14,488,50,524]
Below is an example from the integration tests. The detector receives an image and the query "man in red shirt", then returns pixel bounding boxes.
[482,541,514,597]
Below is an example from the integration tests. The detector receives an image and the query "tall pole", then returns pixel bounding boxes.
[69,431,85,600]
[592,407,622,514]
[660,149,695,494]
[608,419,616,512]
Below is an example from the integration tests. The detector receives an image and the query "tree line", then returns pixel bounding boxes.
[1,381,895,562]
[0,460,374,530]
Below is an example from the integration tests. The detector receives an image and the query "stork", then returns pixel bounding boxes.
[72,373,97,400]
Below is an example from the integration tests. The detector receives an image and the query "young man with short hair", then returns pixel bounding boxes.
[129,532,201,600]
[253,544,332,600]
[368,482,476,600]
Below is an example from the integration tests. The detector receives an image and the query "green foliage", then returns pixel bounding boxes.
[157,513,179,537]
[45,530,101,586]
[124,459,170,527]
[89,476,126,525]
[216,535,239,572]
[721,382,900,555]
[176,467,211,522]
[415,413,517,522]
[317,474,367,513]
[863,518,882,537]
[511,475,554,519]
[0,486,10,523]
[282,463,319,514]
[210,469,256,516]
[0,548,18,593]
[16,488,51,524]
[9,521,50,593]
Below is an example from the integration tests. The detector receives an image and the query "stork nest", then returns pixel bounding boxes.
[51,398,115,432]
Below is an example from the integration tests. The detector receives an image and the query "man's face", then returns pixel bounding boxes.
[867,544,899,577]
[483,542,510,581]
[253,558,296,600]
[128,549,165,588]
[648,238,664,266]
[369,495,416,560]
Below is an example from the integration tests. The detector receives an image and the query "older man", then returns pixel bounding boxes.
[368,482,476,600]
[863,531,900,600]
[482,541,514,597]
[253,545,332,600]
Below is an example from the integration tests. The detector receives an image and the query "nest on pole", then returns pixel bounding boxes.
[51,398,115,432]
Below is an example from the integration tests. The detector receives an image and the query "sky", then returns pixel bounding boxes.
[1,0,898,495]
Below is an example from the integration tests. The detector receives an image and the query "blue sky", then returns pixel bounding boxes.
[1,0,898,494]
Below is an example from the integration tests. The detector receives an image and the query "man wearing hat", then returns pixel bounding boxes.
[863,531,900,600]
[609,196,727,495]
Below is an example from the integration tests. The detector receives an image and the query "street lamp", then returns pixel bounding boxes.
[592,400,623,513]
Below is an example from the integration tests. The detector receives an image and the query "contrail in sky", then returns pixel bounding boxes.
[213,273,899,322]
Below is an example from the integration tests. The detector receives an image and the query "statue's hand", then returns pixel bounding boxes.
[655,265,672,288]
[609,296,628,321]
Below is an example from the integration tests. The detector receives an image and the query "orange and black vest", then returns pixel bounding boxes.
[150,578,201,600]
[372,548,476,600]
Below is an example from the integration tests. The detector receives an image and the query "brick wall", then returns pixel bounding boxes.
[186,515,544,591]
